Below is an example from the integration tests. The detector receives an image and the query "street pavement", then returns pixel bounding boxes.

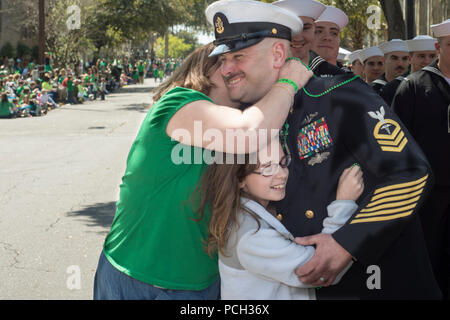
[0,78,159,299]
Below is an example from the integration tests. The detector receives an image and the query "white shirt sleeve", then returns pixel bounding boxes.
[236,200,357,288]
[322,200,358,234]
[236,228,316,288]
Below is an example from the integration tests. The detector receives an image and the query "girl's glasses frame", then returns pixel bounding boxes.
[253,154,292,177]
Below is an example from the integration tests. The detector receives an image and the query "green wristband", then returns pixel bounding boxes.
[277,78,298,93]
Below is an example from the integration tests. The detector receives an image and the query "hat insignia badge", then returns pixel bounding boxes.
[215,17,225,34]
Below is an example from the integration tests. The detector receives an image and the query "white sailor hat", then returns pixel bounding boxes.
[378,39,409,54]
[206,0,303,57]
[347,49,362,64]
[272,0,326,20]
[315,6,348,30]
[358,46,384,63]
[431,19,450,37]
[406,35,437,52]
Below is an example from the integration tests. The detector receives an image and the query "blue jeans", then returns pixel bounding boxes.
[93,251,220,300]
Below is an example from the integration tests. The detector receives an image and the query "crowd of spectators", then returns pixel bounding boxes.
[0,55,183,119]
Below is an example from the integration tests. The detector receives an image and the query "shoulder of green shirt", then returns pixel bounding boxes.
[159,87,213,105]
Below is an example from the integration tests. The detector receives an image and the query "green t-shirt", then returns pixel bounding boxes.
[103,87,218,290]
[0,101,12,117]
[16,86,25,96]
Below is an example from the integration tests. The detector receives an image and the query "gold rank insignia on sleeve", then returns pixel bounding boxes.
[350,174,428,224]
[368,106,408,152]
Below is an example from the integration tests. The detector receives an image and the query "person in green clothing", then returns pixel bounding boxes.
[0,93,16,118]
[152,65,158,81]
[16,80,26,97]
[132,67,139,84]
[157,67,164,82]
[93,0,311,299]
[137,61,145,84]
[66,75,76,104]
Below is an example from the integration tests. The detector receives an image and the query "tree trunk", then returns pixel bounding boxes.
[164,31,169,60]
[417,0,428,35]
[379,0,405,40]
[430,0,441,25]
[447,0,450,22]
[38,0,45,65]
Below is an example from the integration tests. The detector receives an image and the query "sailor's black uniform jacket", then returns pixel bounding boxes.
[277,58,442,299]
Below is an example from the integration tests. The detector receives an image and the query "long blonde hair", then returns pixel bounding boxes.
[152,43,219,101]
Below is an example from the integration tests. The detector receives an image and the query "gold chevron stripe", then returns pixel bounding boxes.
[380,137,408,152]
[376,131,405,146]
[360,196,420,213]
[374,175,428,195]
[366,189,423,208]
[373,119,401,140]
[355,203,417,218]
[370,181,426,202]
[350,210,413,224]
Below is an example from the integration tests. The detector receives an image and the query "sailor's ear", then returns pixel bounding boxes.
[272,40,288,68]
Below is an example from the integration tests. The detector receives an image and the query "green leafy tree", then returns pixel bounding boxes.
[99,0,214,58]
[44,0,98,66]
[7,0,104,66]
[175,30,200,53]
[155,34,193,59]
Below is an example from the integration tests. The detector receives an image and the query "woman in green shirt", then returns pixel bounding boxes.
[94,42,312,300]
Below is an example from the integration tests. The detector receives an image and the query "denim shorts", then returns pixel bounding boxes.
[93,251,220,300]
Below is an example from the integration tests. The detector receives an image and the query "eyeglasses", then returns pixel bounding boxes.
[253,154,291,177]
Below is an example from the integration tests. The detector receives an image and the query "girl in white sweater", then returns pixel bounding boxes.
[197,140,364,300]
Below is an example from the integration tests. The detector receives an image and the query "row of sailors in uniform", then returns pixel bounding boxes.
[271,0,447,108]
[347,37,441,105]
[348,37,437,87]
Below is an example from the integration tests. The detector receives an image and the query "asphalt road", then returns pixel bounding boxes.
[0,79,157,299]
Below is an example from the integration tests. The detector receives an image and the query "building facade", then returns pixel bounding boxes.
[0,0,38,54]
